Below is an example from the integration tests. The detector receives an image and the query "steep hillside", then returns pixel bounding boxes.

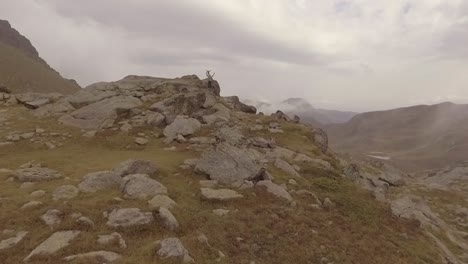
[326,102,468,171]
[244,98,357,126]
[0,74,455,263]
[0,20,79,94]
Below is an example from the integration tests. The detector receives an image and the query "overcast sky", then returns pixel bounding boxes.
[1,0,468,111]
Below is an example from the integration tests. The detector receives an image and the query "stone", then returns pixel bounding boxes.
[213,209,230,216]
[120,123,132,132]
[146,111,166,127]
[159,207,179,231]
[20,132,35,139]
[0,231,28,250]
[148,195,177,210]
[82,130,97,138]
[20,201,43,210]
[78,171,121,193]
[156,238,194,263]
[106,208,154,228]
[271,110,290,121]
[24,230,81,262]
[391,195,443,228]
[121,174,167,199]
[63,251,121,263]
[41,209,64,230]
[30,190,46,198]
[222,96,256,114]
[14,167,62,182]
[59,96,142,130]
[378,171,406,187]
[112,159,158,178]
[163,115,201,138]
[200,188,243,201]
[288,179,297,185]
[97,232,127,249]
[45,142,56,149]
[135,137,149,145]
[275,159,300,177]
[52,185,79,200]
[216,126,245,145]
[251,137,275,148]
[256,180,293,202]
[195,143,260,186]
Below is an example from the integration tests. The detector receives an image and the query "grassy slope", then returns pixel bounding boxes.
[0,42,79,94]
[0,106,441,264]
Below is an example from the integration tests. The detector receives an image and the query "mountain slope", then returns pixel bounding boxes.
[326,102,468,171]
[0,19,79,94]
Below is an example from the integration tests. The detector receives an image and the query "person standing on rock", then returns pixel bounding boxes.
[206,70,215,88]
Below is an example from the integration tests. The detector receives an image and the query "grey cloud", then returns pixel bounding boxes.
[46,0,330,66]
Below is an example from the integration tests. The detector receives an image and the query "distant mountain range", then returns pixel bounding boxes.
[326,102,468,171]
[242,98,357,126]
[0,19,80,94]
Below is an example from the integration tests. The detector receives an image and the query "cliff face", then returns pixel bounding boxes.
[0,19,80,94]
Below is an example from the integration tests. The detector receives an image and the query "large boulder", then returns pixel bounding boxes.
[150,92,209,121]
[33,99,75,117]
[59,96,142,130]
[390,195,443,228]
[163,115,201,138]
[112,159,158,178]
[78,171,121,193]
[195,143,261,186]
[65,88,118,108]
[106,208,154,228]
[120,174,167,200]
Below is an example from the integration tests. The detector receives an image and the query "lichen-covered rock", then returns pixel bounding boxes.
[0,231,28,250]
[97,232,127,249]
[63,251,121,263]
[158,207,179,231]
[14,167,62,182]
[256,180,293,202]
[52,185,79,201]
[148,195,177,210]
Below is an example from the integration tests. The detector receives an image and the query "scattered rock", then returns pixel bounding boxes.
[97,232,127,249]
[195,143,260,186]
[120,174,167,199]
[20,201,43,210]
[199,180,218,188]
[78,171,121,193]
[63,251,121,263]
[256,180,293,202]
[24,230,81,262]
[14,167,62,182]
[275,159,300,177]
[19,182,36,189]
[0,231,28,250]
[106,208,154,228]
[76,216,95,229]
[163,115,201,138]
[200,188,243,201]
[156,237,194,263]
[30,190,46,198]
[322,198,335,210]
[41,209,64,230]
[135,137,149,145]
[148,195,177,210]
[213,209,230,216]
[159,207,179,231]
[52,185,79,200]
[112,159,158,178]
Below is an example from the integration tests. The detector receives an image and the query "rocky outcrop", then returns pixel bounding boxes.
[163,115,201,138]
[222,96,256,114]
[312,128,328,153]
